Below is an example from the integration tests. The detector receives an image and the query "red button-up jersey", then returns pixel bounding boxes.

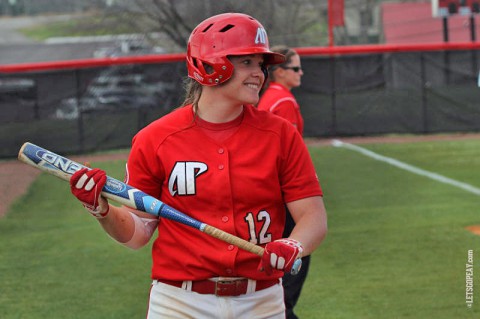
[126,104,322,281]
[257,82,304,136]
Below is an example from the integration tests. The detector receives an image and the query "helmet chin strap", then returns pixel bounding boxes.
[259,65,269,92]
[262,65,269,80]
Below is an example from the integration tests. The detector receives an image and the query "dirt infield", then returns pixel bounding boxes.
[2,132,480,218]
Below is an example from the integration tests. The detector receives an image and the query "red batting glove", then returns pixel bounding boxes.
[70,168,109,218]
[261,238,304,275]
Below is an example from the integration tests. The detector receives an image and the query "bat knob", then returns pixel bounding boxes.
[290,258,302,275]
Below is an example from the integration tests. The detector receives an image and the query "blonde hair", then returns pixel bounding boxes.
[181,60,218,113]
[181,78,203,113]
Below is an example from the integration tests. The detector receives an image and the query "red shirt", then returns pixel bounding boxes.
[257,82,304,136]
[126,104,322,281]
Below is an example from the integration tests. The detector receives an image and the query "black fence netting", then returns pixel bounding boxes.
[1,48,480,158]
[0,61,187,158]
[297,49,480,137]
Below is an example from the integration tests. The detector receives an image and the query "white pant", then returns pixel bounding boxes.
[147,280,286,319]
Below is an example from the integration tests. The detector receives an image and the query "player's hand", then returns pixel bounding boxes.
[261,238,304,275]
[70,168,109,218]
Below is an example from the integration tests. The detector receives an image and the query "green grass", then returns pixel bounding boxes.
[296,140,480,319]
[2,138,480,318]
[0,160,152,318]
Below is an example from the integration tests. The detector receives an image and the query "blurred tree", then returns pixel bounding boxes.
[104,0,329,51]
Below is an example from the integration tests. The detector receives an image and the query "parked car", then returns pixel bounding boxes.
[93,40,165,58]
[54,91,160,120]
[54,68,176,120]
[54,96,96,120]
[0,78,36,99]
[86,73,174,98]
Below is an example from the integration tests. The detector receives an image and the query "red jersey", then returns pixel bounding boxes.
[257,82,304,136]
[126,104,322,281]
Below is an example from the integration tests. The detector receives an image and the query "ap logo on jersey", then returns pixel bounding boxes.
[169,162,208,196]
[255,27,267,44]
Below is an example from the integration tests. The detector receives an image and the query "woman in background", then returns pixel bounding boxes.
[258,46,310,319]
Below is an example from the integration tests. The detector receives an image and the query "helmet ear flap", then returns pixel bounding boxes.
[194,59,208,75]
[189,56,234,86]
[198,60,214,75]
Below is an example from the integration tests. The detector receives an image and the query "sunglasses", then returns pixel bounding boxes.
[281,66,302,72]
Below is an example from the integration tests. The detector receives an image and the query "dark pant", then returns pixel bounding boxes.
[282,208,310,319]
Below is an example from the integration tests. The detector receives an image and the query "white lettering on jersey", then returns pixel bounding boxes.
[255,27,267,44]
[169,162,208,196]
[244,210,272,245]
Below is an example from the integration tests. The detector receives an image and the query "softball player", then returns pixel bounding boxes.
[69,13,327,319]
[257,46,304,136]
[258,46,309,319]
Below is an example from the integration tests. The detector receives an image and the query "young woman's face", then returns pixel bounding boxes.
[218,54,265,105]
[280,54,303,90]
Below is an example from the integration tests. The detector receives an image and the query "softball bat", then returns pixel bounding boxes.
[17,142,302,275]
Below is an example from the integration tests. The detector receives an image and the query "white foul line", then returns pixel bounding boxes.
[331,139,480,196]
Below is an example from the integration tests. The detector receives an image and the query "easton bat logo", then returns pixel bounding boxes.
[36,149,83,174]
[105,177,127,194]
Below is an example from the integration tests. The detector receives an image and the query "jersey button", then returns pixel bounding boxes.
[225,268,233,274]
[218,148,224,154]
[222,216,229,222]
[228,245,234,251]
[218,164,224,170]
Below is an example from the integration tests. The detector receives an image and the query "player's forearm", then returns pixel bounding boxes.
[292,216,327,256]
[97,205,136,243]
[287,196,328,256]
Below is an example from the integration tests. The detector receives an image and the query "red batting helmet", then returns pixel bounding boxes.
[186,13,285,86]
